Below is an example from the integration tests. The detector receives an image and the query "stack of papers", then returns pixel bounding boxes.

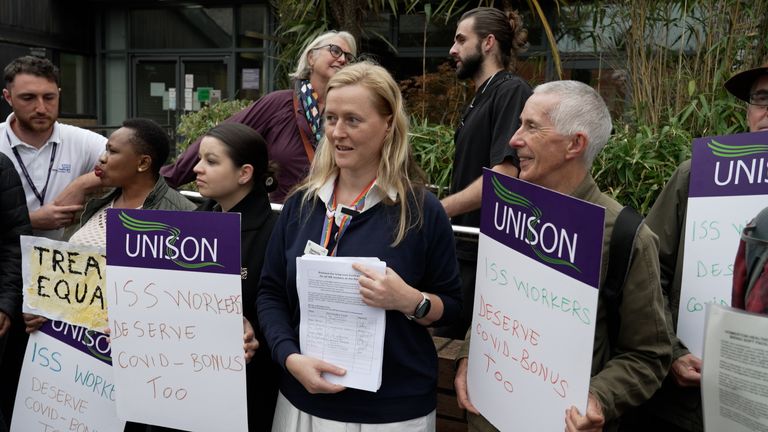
[296,255,386,392]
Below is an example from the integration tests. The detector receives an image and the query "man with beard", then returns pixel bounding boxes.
[0,55,105,425]
[436,7,532,338]
[0,56,105,241]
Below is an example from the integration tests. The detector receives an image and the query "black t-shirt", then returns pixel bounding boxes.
[451,72,532,229]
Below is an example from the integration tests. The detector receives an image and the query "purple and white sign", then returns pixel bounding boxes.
[689,130,768,198]
[11,321,125,432]
[106,209,247,432]
[479,170,605,289]
[679,131,768,357]
[106,208,240,274]
[467,170,605,432]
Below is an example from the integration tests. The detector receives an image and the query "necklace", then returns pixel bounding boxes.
[469,71,500,109]
[460,71,502,129]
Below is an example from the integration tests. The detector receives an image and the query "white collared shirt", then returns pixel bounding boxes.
[0,113,107,239]
[317,173,398,226]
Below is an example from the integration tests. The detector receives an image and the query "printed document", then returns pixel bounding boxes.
[702,304,768,432]
[296,255,386,392]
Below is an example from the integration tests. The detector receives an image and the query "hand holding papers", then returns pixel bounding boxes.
[296,255,386,392]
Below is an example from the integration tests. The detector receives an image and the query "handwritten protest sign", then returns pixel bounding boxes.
[21,236,107,330]
[106,209,246,432]
[678,131,768,357]
[11,320,125,432]
[467,170,604,431]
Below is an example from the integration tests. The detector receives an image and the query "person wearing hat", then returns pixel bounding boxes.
[725,64,768,132]
[620,65,768,431]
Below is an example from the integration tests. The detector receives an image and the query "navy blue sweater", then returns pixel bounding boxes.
[256,189,461,423]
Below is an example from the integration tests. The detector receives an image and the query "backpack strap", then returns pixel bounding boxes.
[604,206,644,351]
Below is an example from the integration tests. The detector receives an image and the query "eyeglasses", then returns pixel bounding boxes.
[312,44,355,63]
[749,91,768,107]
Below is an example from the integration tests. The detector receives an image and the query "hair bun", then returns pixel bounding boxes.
[263,173,278,193]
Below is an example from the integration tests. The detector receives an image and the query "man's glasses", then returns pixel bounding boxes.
[749,91,768,107]
[312,44,355,63]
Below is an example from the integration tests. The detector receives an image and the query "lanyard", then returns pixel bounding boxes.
[320,178,376,256]
[7,130,58,206]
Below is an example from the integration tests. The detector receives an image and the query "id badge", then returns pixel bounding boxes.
[304,240,329,256]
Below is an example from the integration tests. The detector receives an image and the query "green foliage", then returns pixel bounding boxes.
[409,116,454,197]
[174,99,252,161]
[593,122,692,215]
[593,82,749,214]
[586,0,764,213]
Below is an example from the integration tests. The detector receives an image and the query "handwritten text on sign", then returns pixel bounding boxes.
[678,130,768,357]
[467,170,604,432]
[11,320,125,432]
[21,236,107,330]
[106,209,247,432]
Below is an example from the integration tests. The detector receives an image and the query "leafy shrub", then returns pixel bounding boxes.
[593,87,748,214]
[174,99,252,161]
[593,122,692,215]
[409,116,454,197]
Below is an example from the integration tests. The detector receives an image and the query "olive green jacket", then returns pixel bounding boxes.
[639,159,703,431]
[79,176,196,225]
[458,174,672,431]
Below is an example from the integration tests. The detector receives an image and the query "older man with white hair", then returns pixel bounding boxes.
[454,80,672,432]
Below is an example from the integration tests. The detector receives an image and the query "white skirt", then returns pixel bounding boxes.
[271,392,436,432]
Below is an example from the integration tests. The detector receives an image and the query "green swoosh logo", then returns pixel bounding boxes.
[85,329,113,363]
[491,175,580,272]
[118,211,223,269]
[707,139,768,158]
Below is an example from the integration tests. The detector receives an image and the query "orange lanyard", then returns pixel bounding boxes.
[321,178,376,256]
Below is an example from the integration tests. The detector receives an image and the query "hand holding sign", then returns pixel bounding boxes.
[670,353,702,387]
[454,358,479,415]
[565,393,605,432]
[243,317,259,364]
[23,313,47,333]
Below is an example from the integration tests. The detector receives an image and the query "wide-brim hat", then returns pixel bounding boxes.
[725,64,768,102]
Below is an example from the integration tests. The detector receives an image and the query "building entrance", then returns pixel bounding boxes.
[133,56,230,131]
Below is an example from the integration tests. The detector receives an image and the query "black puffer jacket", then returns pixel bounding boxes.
[0,153,31,320]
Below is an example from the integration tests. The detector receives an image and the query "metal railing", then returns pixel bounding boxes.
[179,190,480,241]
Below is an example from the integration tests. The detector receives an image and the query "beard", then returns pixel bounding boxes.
[16,114,55,134]
[456,45,484,80]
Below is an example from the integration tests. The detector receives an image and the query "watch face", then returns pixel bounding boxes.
[414,296,431,319]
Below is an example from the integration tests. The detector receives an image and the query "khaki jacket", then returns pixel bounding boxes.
[640,159,703,431]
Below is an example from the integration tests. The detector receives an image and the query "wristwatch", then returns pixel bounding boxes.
[406,292,431,320]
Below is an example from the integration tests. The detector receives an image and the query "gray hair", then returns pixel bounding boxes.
[533,80,612,167]
[289,30,357,80]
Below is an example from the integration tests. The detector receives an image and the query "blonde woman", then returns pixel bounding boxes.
[257,62,461,431]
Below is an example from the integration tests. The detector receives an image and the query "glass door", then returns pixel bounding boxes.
[180,57,230,111]
[133,59,177,128]
[133,56,230,129]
